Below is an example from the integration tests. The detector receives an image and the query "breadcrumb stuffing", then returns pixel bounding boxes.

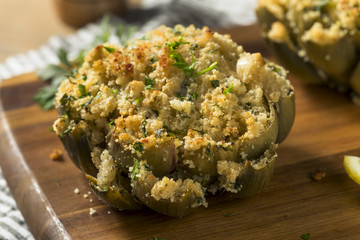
[89,208,97,216]
[49,149,63,161]
[74,188,80,194]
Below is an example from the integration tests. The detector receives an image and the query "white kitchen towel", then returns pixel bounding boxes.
[0,0,256,239]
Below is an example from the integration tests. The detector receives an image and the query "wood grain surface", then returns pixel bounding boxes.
[1,25,360,240]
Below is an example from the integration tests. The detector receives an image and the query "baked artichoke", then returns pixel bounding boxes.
[256,0,360,101]
[53,25,295,217]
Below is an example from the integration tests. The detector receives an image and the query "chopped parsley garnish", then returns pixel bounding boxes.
[224,212,236,217]
[149,58,157,63]
[268,64,282,74]
[208,48,218,53]
[145,77,155,89]
[192,62,218,78]
[110,88,119,95]
[151,237,166,240]
[223,84,234,95]
[206,144,214,162]
[134,97,144,104]
[219,144,233,151]
[107,120,115,126]
[131,158,140,180]
[190,43,199,51]
[166,36,189,51]
[210,80,220,88]
[300,233,310,240]
[176,94,186,100]
[166,37,218,78]
[78,84,90,98]
[179,92,199,101]
[55,179,61,186]
[82,91,101,107]
[60,93,75,107]
[81,74,87,80]
[103,46,116,53]
[82,98,93,108]
[159,125,186,136]
[61,126,73,137]
[171,51,195,77]
[196,197,203,204]
[133,141,144,152]
[192,92,199,100]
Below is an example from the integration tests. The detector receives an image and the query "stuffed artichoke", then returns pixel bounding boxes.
[53,25,295,217]
[256,0,360,102]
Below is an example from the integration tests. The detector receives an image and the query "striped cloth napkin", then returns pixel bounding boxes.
[0,0,256,239]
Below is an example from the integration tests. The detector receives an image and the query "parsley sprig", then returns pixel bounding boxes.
[300,233,310,240]
[166,37,218,79]
[34,15,138,110]
[223,84,234,95]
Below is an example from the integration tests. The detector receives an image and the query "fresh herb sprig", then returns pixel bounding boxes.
[33,50,73,110]
[166,37,218,79]
[34,15,138,110]
[300,233,310,240]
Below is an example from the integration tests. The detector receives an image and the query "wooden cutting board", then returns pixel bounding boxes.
[1,24,360,240]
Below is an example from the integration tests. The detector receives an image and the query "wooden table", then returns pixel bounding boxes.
[1,1,360,240]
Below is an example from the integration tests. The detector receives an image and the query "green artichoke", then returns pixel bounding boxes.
[53,25,295,217]
[256,0,360,101]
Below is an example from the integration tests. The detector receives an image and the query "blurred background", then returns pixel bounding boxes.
[0,0,257,63]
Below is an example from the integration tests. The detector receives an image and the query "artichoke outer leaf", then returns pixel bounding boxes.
[60,123,98,177]
[350,61,360,95]
[239,99,279,160]
[267,40,325,85]
[131,162,206,217]
[302,35,357,88]
[274,93,295,143]
[220,146,277,198]
[109,136,177,177]
[85,174,142,210]
[255,4,280,32]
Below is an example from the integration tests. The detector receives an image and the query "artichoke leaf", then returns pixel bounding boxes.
[267,40,324,85]
[218,145,277,198]
[86,174,142,210]
[350,61,360,95]
[182,98,280,176]
[302,35,357,88]
[60,122,98,177]
[109,136,177,177]
[239,98,279,160]
[274,92,295,143]
[131,161,206,217]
